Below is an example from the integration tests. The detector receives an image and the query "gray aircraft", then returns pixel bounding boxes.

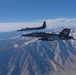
[17,21,46,31]
[22,28,74,41]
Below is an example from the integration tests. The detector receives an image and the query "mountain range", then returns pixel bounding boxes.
[0,28,76,75]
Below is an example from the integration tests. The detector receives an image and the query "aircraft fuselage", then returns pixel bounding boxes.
[17,21,46,31]
[22,32,73,41]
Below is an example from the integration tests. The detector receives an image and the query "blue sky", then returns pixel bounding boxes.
[0,0,76,32]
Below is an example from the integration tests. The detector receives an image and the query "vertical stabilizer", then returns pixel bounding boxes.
[59,28,71,38]
[42,21,46,28]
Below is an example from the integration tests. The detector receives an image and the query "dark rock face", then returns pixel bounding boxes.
[0,31,76,75]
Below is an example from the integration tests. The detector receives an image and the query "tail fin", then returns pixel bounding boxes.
[42,21,46,28]
[59,28,71,38]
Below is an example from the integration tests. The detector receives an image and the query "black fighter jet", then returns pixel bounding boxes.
[17,21,46,31]
[22,28,74,41]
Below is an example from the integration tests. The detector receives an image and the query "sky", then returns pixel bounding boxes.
[0,0,76,32]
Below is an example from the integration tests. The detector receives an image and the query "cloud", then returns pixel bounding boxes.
[0,18,76,32]
[42,18,76,23]
[0,21,42,32]
[65,18,76,22]
[42,18,76,28]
